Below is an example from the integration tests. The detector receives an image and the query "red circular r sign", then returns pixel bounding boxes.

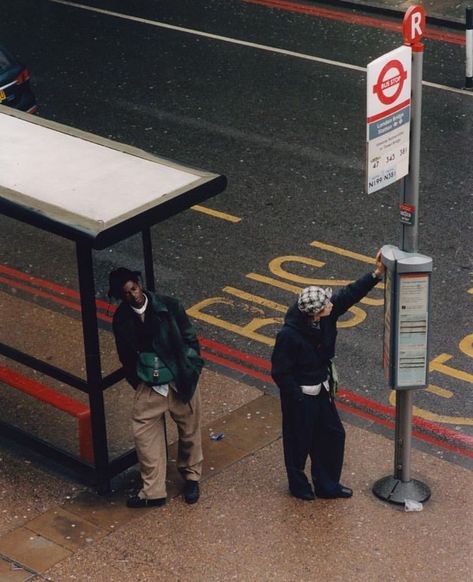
[403,5,426,45]
[373,59,408,105]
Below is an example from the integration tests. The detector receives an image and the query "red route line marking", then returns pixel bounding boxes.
[337,401,473,459]
[188,350,473,458]
[339,389,473,447]
[0,274,114,322]
[201,350,273,384]
[1,265,473,456]
[200,337,271,371]
[0,275,84,313]
[243,0,466,45]
[0,265,112,311]
[0,268,270,370]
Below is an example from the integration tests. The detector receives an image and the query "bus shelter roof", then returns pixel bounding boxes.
[0,108,226,249]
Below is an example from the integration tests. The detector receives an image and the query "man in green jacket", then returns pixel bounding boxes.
[109,267,204,508]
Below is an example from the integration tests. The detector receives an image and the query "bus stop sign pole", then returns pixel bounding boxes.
[400,4,425,254]
[373,5,432,505]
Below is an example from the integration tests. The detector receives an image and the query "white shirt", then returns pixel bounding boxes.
[131,293,148,315]
[152,383,170,397]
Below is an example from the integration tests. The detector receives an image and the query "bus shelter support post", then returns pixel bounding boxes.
[142,228,156,292]
[76,242,111,495]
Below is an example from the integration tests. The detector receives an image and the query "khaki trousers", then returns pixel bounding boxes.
[132,384,203,499]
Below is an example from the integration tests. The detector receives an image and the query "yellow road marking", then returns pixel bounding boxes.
[307,243,385,295]
[269,255,326,284]
[359,296,384,305]
[223,287,287,312]
[425,384,454,398]
[245,273,366,327]
[310,240,376,264]
[429,353,473,383]
[247,270,383,306]
[459,333,473,357]
[191,205,241,223]
[187,297,279,346]
[389,391,473,426]
[223,287,375,324]
[247,272,345,291]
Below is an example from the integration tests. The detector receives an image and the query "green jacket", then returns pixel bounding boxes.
[112,291,203,402]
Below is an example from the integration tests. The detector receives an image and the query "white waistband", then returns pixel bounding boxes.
[300,380,330,396]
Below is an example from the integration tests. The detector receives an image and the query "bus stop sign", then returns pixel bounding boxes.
[366,45,412,194]
[373,58,408,105]
[403,5,426,46]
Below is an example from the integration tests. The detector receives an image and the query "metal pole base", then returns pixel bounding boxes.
[372,475,431,505]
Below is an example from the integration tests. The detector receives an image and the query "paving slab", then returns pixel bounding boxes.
[0,446,82,539]
[204,393,281,454]
[25,505,102,552]
[62,490,142,530]
[173,393,281,481]
[0,557,35,582]
[0,527,72,573]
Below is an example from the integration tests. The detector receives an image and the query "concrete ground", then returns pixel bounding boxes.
[0,366,471,581]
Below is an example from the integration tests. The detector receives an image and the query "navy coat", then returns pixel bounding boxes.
[271,273,380,402]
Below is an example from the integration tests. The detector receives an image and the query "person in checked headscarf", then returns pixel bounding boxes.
[271,250,385,501]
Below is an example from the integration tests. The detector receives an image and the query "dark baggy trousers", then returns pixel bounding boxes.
[280,387,346,497]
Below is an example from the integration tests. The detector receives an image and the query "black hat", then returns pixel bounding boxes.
[108,267,141,300]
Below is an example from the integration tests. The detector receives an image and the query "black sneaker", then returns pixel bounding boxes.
[126,495,166,508]
[183,480,200,504]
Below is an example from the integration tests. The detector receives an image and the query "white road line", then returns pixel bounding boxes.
[423,80,473,95]
[51,0,473,97]
[51,0,365,71]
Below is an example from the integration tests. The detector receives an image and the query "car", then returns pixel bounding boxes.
[0,45,37,113]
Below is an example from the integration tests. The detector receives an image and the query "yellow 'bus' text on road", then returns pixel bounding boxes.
[188,240,472,426]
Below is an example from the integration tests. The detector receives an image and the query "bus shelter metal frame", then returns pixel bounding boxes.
[0,108,227,494]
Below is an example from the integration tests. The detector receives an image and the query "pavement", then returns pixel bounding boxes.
[0,1,472,580]
[0,363,472,581]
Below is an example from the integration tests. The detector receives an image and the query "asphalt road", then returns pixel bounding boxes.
[1,0,472,460]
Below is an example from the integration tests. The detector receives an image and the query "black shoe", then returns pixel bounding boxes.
[184,480,200,504]
[126,495,166,508]
[291,490,315,501]
[315,485,353,499]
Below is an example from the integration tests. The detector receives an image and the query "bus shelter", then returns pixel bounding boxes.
[0,108,227,493]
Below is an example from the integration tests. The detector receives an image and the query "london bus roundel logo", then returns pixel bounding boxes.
[372,59,408,105]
